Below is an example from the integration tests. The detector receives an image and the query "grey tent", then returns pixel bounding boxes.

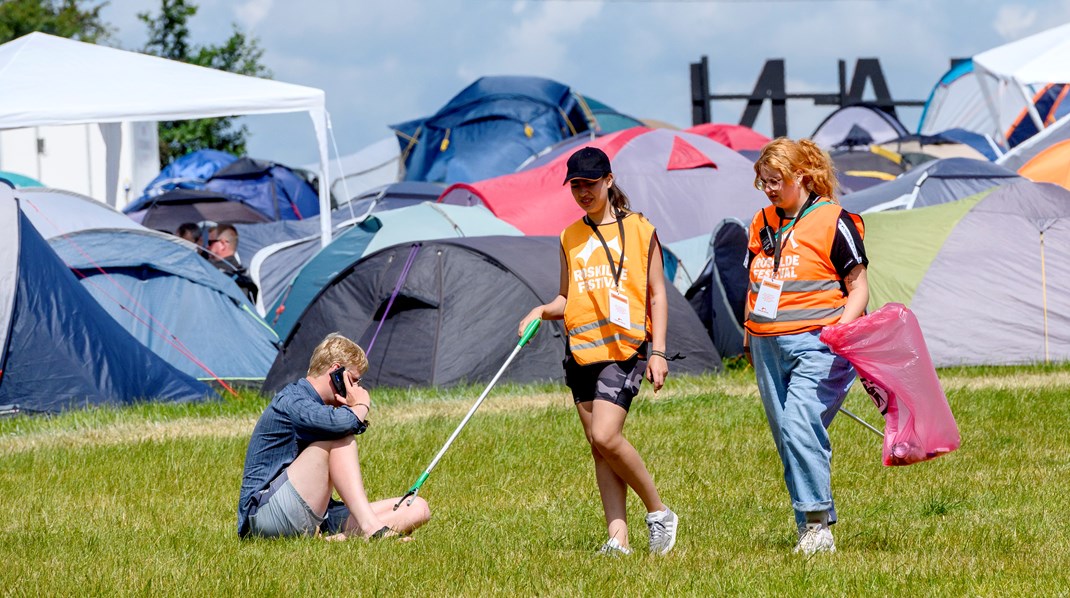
[263,236,721,393]
[840,158,1022,213]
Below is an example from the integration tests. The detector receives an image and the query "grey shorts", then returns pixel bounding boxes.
[564,351,646,411]
[248,471,325,538]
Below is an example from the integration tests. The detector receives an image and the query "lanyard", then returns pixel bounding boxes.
[585,209,627,288]
[773,193,818,276]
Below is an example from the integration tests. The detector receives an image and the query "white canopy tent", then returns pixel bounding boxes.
[971,21,1070,139]
[0,32,335,246]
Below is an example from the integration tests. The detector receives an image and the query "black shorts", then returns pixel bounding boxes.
[564,351,646,412]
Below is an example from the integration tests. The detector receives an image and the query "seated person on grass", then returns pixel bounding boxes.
[237,333,430,540]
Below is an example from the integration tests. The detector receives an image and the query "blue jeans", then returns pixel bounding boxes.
[752,330,855,528]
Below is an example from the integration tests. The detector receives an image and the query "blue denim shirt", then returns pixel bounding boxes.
[236,378,364,538]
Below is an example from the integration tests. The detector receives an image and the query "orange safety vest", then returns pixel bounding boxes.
[562,212,655,365]
[744,200,865,337]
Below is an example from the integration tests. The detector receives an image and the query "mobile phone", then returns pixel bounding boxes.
[330,366,347,397]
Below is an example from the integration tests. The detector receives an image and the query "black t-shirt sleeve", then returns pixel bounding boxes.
[830,211,868,279]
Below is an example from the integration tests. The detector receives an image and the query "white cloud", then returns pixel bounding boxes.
[456,1,603,81]
[234,0,274,31]
[993,5,1038,39]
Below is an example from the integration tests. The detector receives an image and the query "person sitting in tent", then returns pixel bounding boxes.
[237,333,431,540]
[175,222,202,244]
[206,223,258,303]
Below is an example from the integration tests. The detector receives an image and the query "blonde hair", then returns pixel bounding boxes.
[306,333,369,377]
[754,137,838,201]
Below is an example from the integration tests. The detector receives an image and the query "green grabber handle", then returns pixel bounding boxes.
[394,318,542,511]
[518,317,542,347]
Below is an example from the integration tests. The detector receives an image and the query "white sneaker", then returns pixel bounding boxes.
[794,522,836,555]
[597,537,632,557]
[645,508,679,555]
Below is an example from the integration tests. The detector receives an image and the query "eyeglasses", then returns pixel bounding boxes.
[755,177,784,191]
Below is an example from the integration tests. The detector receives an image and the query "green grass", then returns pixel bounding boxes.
[3,366,1070,596]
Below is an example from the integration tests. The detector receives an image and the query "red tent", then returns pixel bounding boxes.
[685,123,771,151]
[438,127,767,242]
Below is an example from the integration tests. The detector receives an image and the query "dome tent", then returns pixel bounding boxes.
[19,188,279,383]
[391,76,640,184]
[864,180,1070,366]
[0,190,211,414]
[263,236,721,393]
[205,158,320,221]
[839,157,1022,213]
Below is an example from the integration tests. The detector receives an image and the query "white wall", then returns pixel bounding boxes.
[0,122,159,210]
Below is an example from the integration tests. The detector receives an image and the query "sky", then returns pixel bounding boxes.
[100,0,1070,168]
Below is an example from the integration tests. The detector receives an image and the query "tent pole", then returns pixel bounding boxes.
[1040,230,1050,363]
[313,108,332,248]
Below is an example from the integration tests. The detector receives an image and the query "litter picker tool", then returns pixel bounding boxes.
[394,318,542,510]
[839,406,884,438]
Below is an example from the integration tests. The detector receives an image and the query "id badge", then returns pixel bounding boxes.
[609,289,631,329]
[753,278,783,319]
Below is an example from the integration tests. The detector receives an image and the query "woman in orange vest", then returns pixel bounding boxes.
[519,147,678,556]
[744,138,869,555]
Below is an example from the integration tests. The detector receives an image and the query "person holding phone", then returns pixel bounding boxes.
[237,333,430,540]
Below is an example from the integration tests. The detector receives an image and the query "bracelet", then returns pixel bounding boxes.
[649,350,667,360]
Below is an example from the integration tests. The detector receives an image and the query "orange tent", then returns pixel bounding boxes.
[1018,139,1070,190]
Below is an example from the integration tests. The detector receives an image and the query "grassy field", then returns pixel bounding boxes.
[2,364,1070,596]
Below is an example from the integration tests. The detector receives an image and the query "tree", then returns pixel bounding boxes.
[0,0,112,45]
[138,0,271,165]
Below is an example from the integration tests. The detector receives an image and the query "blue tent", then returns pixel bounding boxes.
[268,203,523,341]
[391,76,639,184]
[839,157,1022,213]
[0,193,211,414]
[205,158,320,221]
[48,228,280,383]
[127,149,238,211]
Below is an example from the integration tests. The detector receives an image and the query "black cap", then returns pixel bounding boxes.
[563,147,612,185]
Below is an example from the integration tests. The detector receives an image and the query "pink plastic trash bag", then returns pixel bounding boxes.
[819,303,960,466]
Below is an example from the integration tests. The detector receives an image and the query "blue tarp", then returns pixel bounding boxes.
[0,199,211,414]
[205,158,320,221]
[49,228,279,383]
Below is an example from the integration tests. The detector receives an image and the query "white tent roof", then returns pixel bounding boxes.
[0,32,334,245]
[973,21,1070,84]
